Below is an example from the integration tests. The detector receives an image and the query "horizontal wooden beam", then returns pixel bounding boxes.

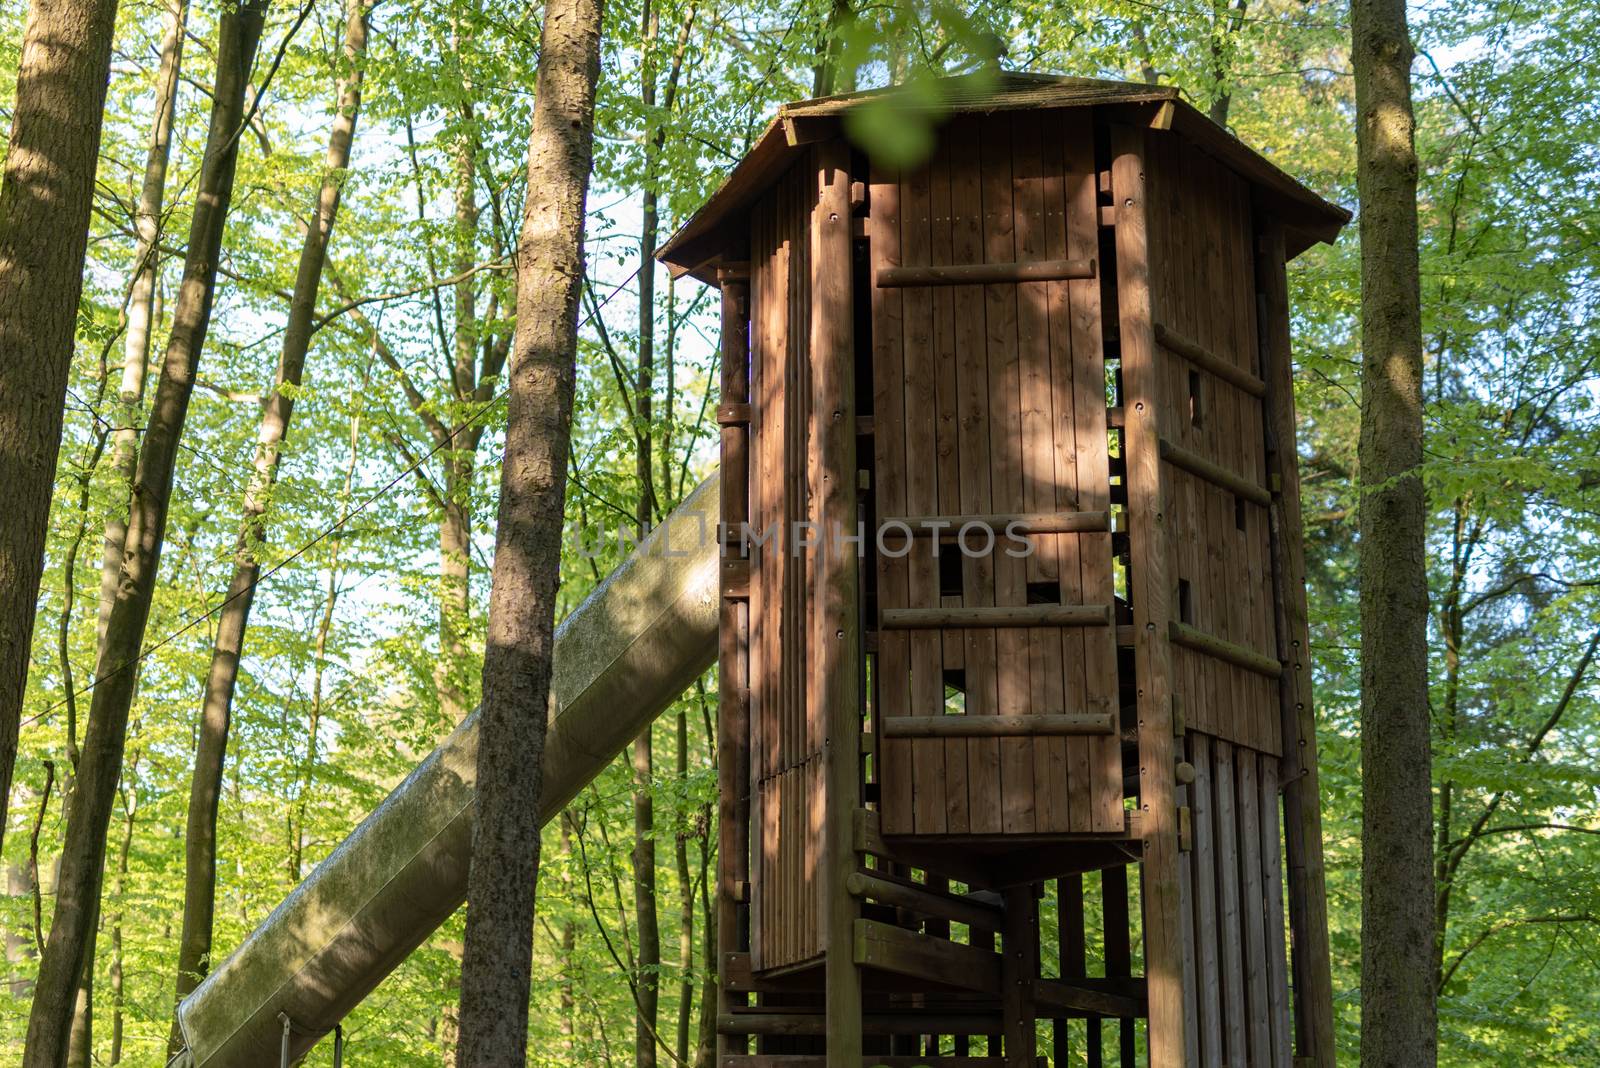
[780,114,836,146]
[845,871,1003,930]
[879,510,1106,537]
[876,258,1094,288]
[1153,321,1267,398]
[1158,437,1272,507]
[1168,620,1283,678]
[880,605,1113,630]
[1034,977,1148,1019]
[878,712,1115,738]
[853,919,1001,994]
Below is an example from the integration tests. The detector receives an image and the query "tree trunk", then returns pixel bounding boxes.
[1352,0,1436,1064]
[22,4,268,1062]
[674,707,694,1066]
[633,8,664,1058]
[166,2,370,1049]
[65,910,95,1068]
[453,0,601,1057]
[108,771,138,1066]
[0,0,120,855]
[99,0,188,644]
[436,106,481,727]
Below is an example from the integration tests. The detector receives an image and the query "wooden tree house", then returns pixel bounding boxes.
[658,74,1349,1068]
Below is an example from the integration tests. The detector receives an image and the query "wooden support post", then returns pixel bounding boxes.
[717,275,752,1061]
[1001,886,1039,1068]
[812,139,862,1068]
[1255,221,1336,1067]
[1109,124,1188,1068]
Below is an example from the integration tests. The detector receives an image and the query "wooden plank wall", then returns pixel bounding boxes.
[868,110,1121,838]
[1181,736,1293,1067]
[750,154,824,971]
[1143,134,1280,757]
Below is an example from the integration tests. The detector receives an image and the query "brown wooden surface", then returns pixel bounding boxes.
[1189,735,1224,1067]
[1142,130,1281,759]
[876,258,1094,287]
[1110,123,1187,1067]
[811,138,862,1067]
[865,109,1123,839]
[719,276,753,1059]
[1256,220,1336,1066]
[1000,885,1038,1067]
[878,712,1114,738]
[1213,739,1248,1060]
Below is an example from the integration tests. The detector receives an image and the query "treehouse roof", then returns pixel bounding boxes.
[656,72,1352,285]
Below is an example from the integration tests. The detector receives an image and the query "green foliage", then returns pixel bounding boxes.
[3,0,1599,1064]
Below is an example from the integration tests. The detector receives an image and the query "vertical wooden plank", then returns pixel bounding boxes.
[1044,116,1091,834]
[813,138,862,1067]
[717,272,752,1058]
[1013,111,1067,834]
[949,116,1002,835]
[1223,174,1272,755]
[928,134,970,834]
[1190,734,1223,1068]
[897,155,948,835]
[1209,159,1257,754]
[1066,111,1121,833]
[1238,747,1272,1062]
[981,111,1034,835]
[1002,885,1039,1068]
[1178,779,1201,1068]
[1059,874,1089,1066]
[1256,221,1335,1066]
[1261,756,1294,1068]
[870,157,913,836]
[1103,864,1135,1068]
[1110,123,1187,1067]
[750,194,780,972]
[1213,738,1247,1062]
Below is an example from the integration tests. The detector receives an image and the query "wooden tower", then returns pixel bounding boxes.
[658,74,1349,1068]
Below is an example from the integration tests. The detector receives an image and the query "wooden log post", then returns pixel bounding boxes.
[1000,885,1039,1068]
[717,271,752,1060]
[811,139,863,1068]
[1255,220,1336,1067]
[1110,124,1188,1068]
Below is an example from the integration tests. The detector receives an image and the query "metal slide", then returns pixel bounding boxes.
[172,473,721,1066]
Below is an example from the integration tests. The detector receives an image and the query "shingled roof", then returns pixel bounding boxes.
[656,72,1350,284]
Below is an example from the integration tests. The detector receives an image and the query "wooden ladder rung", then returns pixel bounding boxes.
[1168,620,1283,678]
[1153,320,1267,397]
[878,712,1116,739]
[880,604,1112,630]
[1157,437,1271,507]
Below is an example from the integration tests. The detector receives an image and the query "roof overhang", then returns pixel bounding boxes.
[656,74,1351,286]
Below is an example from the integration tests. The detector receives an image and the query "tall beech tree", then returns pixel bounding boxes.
[1352,0,1436,1063]
[0,0,121,854]
[99,0,189,642]
[21,2,269,1062]
[454,0,602,1059]
[168,0,371,1047]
